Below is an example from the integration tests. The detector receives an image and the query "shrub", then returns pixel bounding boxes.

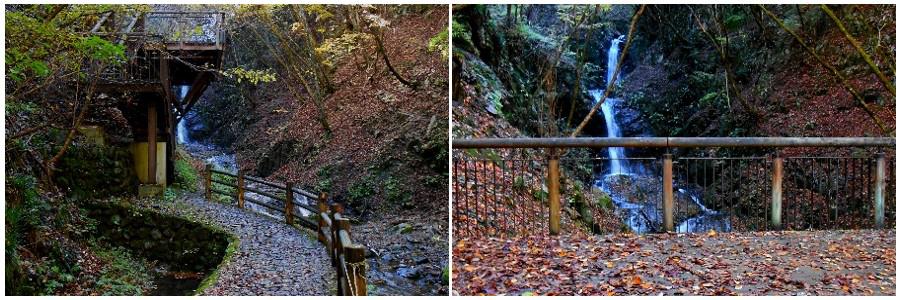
[427,28,449,59]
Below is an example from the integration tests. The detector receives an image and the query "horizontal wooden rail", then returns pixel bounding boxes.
[317,202,368,296]
[244,174,321,200]
[453,137,895,149]
[203,164,368,295]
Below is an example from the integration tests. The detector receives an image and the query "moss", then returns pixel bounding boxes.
[427,28,449,59]
[174,151,200,192]
[193,234,239,295]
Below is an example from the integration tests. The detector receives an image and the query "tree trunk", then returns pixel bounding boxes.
[820,4,895,97]
[760,5,890,135]
[571,5,646,137]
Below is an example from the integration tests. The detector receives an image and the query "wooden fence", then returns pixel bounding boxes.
[204,164,368,296]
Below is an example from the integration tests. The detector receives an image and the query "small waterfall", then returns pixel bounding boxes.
[592,35,630,175]
[592,35,731,233]
[606,35,624,87]
[593,92,627,174]
[176,85,191,144]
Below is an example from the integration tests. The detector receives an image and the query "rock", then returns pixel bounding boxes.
[395,223,414,234]
[415,257,429,264]
[396,266,421,280]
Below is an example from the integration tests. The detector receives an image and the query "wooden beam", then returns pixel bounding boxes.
[176,71,213,124]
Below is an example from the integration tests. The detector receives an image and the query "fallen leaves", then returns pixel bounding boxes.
[453,230,896,296]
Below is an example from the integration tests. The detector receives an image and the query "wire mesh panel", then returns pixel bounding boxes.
[673,157,771,233]
[453,149,550,238]
[781,155,892,230]
[452,142,894,237]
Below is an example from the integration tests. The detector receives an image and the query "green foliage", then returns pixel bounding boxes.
[92,244,154,296]
[347,175,375,207]
[315,166,334,193]
[723,13,746,30]
[427,28,449,59]
[451,19,474,51]
[221,67,277,85]
[174,156,199,192]
[316,32,372,69]
[74,36,125,64]
[513,176,527,191]
[384,176,412,209]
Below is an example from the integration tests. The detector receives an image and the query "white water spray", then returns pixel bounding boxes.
[176,85,190,144]
[592,35,629,175]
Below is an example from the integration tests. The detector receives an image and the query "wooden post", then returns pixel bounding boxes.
[346,245,367,295]
[204,164,212,201]
[317,194,328,244]
[663,153,674,232]
[547,148,561,235]
[237,170,245,209]
[331,204,344,295]
[874,152,885,229]
[771,153,783,229]
[285,182,295,225]
[147,103,157,184]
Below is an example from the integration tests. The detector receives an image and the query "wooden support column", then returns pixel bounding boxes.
[771,153,784,229]
[547,148,561,235]
[285,182,295,225]
[158,55,176,184]
[147,103,157,184]
[663,153,674,232]
[237,170,245,209]
[874,152,885,229]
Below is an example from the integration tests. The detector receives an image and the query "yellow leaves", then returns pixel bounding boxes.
[605,261,615,268]
[462,264,476,272]
[707,229,718,237]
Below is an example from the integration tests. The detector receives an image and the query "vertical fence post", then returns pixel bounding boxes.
[317,193,328,244]
[237,170,245,209]
[346,245,367,295]
[204,164,212,201]
[771,152,783,229]
[285,182,294,225]
[330,204,344,295]
[874,152,885,229]
[663,153,674,232]
[547,148,561,235]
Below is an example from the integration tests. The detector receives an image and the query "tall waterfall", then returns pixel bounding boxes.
[176,85,190,144]
[592,35,629,175]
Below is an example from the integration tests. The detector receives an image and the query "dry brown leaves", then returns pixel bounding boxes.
[452,230,896,296]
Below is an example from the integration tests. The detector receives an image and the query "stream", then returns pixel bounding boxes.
[592,37,731,233]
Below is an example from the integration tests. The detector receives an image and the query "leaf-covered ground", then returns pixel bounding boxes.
[453,230,895,295]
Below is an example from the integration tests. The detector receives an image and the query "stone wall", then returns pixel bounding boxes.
[84,202,229,272]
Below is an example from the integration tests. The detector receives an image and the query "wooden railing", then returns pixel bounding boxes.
[204,164,368,296]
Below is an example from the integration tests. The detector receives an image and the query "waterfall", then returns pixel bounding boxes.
[176,85,190,144]
[606,35,624,87]
[592,35,629,175]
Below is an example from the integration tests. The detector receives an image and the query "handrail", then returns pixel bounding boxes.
[318,204,367,296]
[453,137,895,148]
[203,164,369,295]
